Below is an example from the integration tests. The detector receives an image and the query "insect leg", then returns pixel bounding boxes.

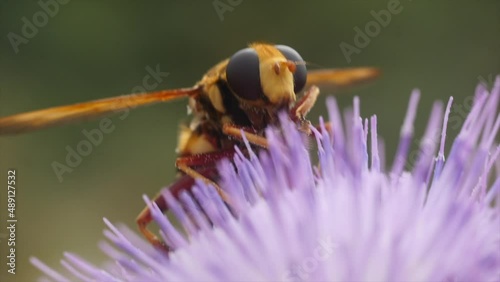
[136,176,191,252]
[136,150,234,252]
[317,122,333,134]
[222,124,269,148]
[290,85,320,122]
[288,85,321,135]
[175,154,233,204]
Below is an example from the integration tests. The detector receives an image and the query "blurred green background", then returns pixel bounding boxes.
[0,0,498,281]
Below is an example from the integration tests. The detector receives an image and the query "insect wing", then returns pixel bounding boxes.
[0,87,201,135]
[306,67,380,89]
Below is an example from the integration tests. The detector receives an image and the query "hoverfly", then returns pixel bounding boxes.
[0,43,379,251]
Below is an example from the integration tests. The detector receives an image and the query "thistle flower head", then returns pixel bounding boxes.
[33,77,500,282]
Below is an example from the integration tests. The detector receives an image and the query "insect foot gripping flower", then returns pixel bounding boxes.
[32,77,500,282]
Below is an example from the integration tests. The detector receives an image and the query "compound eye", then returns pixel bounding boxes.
[275,45,307,93]
[226,48,263,100]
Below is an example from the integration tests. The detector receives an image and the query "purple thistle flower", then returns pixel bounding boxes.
[32,77,500,282]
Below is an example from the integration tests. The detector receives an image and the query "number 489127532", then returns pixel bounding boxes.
[7,170,16,217]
